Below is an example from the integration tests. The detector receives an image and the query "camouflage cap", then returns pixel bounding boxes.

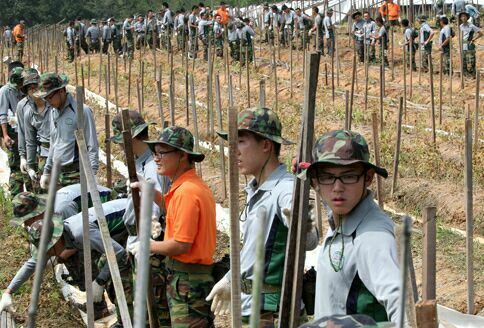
[9,67,24,88]
[145,126,205,162]
[34,72,69,99]
[217,107,293,145]
[28,214,64,260]
[11,192,47,226]
[7,60,24,74]
[111,110,154,144]
[303,130,388,179]
[21,68,40,88]
[91,19,97,24]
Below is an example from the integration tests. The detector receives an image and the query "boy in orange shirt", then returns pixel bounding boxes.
[378,0,401,27]
[130,126,216,327]
[12,20,26,61]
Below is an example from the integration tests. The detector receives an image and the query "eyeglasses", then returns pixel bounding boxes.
[315,172,365,185]
[153,149,178,158]
[45,90,58,102]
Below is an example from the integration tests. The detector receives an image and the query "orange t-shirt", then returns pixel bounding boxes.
[379,2,400,21]
[13,24,25,43]
[216,8,230,25]
[164,169,216,265]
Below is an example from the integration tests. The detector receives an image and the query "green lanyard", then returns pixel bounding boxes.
[328,223,344,272]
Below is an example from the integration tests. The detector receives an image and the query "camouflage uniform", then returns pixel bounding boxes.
[0,67,25,197]
[145,127,215,327]
[459,16,480,77]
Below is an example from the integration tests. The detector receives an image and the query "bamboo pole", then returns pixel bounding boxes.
[422,207,437,301]
[464,112,474,314]
[215,74,227,199]
[128,59,132,106]
[474,72,480,153]
[439,52,443,125]
[272,44,278,112]
[372,112,384,207]
[458,27,464,90]
[429,55,436,145]
[189,74,202,176]
[391,97,404,196]
[259,79,266,108]
[349,52,357,130]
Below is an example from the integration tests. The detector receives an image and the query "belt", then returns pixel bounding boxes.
[164,258,213,274]
[61,161,79,172]
[240,279,281,295]
[40,142,50,148]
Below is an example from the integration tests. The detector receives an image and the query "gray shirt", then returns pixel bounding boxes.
[284,10,296,26]
[460,22,480,44]
[363,19,377,43]
[3,29,12,41]
[134,21,145,33]
[102,25,111,41]
[44,93,99,175]
[24,100,52,167]
[323,16,334,39]
[0,83,22,127]
[452,0,466,16]
[419,22,432,44]
[315,192,401,323]
[124,148,170,247]
[66,26,76,46]
[352,19,365,41]
[297,13,311,30]
[64,198,128,283]
[16,96,31,158]
[86,26,100,42]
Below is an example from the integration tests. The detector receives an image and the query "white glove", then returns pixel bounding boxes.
[205,276,231,315]
[282,206,316,233]
[127,241,140,260]
[7,115,17,126]
[0,292,13,313]
[20,157,28,174]
[92,281,104,303]
[27,168,37,181]
[151,216,162,239]
[40,174,50,190]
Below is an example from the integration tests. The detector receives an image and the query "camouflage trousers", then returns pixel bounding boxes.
[240,43,253,66]
[125,38,134,59]
[89,40,100,53]
[421,47,431,70]
[326,37,335,57]
[298,30,309,50]
[5,132,31,197]
[161,30,172,51]
[230,41,240,61]
[136,35,145,50]
[462,50,476,77]
[67,45,75,62]
[442,51,451,75]
[166,269,214,327]
[16,42,24,61]
[31,156,47,194]
[177,32,186,52]
[215,38,223,57]
[241,310,307,328]
[189,35,198,59]
[59,163,81,187]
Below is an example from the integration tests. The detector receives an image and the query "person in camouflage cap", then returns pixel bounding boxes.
[0,66,25,197]
[129,125,216,326]
[304,130,401,324]
[111,110,172,327]
[208,107,318,326]
[11,192,46,226]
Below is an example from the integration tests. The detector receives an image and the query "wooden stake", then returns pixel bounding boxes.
[128,59,132,106]
[474,72,480,153]
[464,113,474,314]
[169,74,175,126]
[391,97,404,196]
[104,68,112,189]
[371,112,384,207]
[458,27,464,90]
[349,52,357,130]
[422,206,437,301]
[403,45,407,121]
[215,74,227,199]
[272,45,278,112]
[439,52,443,125]
[344,90,350,130]
[429,55,436,145]
[259,79,266,108]
[415,300,439,328]
[115,55,119,113]
[189,75,202,176]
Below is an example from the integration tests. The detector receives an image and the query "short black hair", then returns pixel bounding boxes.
[135,127,149,141]
[312,6,319,13]
[250,132,281,157]
[440,16,449,25]
[163,2,169,8]
[401,18,409,27]
[375,16,384,24]
[192,5,199,10]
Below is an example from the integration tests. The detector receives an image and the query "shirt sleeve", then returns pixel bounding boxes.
[355,231,401,323]
[43,112,54,174]
[16,103,26,158]
[0,89,9,125]
[83,106,99,175]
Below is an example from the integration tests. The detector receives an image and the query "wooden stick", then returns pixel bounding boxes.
[189,75,202,177]
[128,59,132,106]
[439,52,443,125]
[458,27,464,90]
[141,61,145,110]
[215,74,227,199]
[422,206,437,301]
[391,97,404,197]
[429,55,436,145]
[415,300,439,328]
[371,112,384,208]
[449,35,453,108]
[391,27,395,81]
[228,86,242,328]
[279,52,320,327]
[403,45,407,121]
[345,90,350,130]
[107,54,111,96]
[259,79,266,108]
[474,72,480,153]
[76,87,95,328]
[115,55,119,113]
[464,113,474,314]
[169,74,175,126]
[156,76,165,127]
[246,46,251,108]
[26,160,61,328]
[290,37,294,98]
[104,66,112,189]
[76,132,133,328]
[349,52,356,130]
[398,216,412,328]
[137,79,142,114]
[272,44,278,112]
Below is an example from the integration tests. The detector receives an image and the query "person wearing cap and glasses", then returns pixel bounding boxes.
[300,130,401,324]
[110,110,172,327]
[128,126,216,326]
[35,73,99,190]
[206,107,319,326]
[0,66,25,197]
[17,68,48,193]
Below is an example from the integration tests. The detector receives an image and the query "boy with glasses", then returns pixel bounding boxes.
[302,130,401,324]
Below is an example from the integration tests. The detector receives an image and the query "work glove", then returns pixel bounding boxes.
[205,276,231,315]
[282,206,316,232]
[39,174,50,190]
[92,281,104,303]
[0,292,13,313]
[151,216,162,239]
[127,241,153,261]
[7,115,17,126]
[27,168,37,181]
[20,157,28,174]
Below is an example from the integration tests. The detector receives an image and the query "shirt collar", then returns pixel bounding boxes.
[165,168,197,196]
[245,163,288,193]
[327,191,377,238]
